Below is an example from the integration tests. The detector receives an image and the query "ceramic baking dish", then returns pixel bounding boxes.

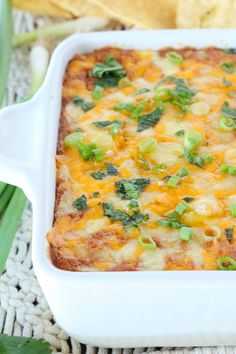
[1,29,236,348]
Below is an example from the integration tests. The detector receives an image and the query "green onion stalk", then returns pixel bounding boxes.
[0,0,50,275]
[13,17,109,48]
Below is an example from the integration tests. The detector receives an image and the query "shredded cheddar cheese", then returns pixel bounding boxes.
[47,46,236,271]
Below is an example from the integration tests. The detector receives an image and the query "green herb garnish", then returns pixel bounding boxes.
[115,178,150,200]
[134,88,150,96]
[90,163,119,180]
[91,56,126,87]
[77,142,104,161]
[222,48,236,54]
[221,101,236,119]
[225,228,233,242]
[137,106,163,132]
[166,51,183,64]
[220,62,235,74]
[92,191,100,198]
[175,129,185,136]
[73,96,95,112]
[90,171,107,180]
[73,195,88,210]
[223,77,232,87]
[105,162,119,176]
[103,202,149,228]
[217,256,236,270]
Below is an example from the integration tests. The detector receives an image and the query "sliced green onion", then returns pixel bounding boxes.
[92,85,103,100]
[177,166,189,177]
[201,226,221,242]
[118,77,131,88]
[153,163,167,173]
[184,130,203,151]
[167,175,180,188]
[166,51,183,64]
[0,0,12,106]
[93,148,104,161]
[220,164,236,176]
[138,234,157,250]
[0,188,27,274]
[180,227,193,241]
[110,120,122,135]
[154,88,171,101]
[0,185,15,215]
[64,132,83,148]
[219,116,235,131]
[217,256,236,270]
[175,200,188,215]
[138,137,157,153]
[230,204,236,217]
[77,142,96,160]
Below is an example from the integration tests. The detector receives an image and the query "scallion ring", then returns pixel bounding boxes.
[138,234,157,250]
[217,256,236,270]
[201,226,221,242]
[184,130,203,151]
[219,116,235,131]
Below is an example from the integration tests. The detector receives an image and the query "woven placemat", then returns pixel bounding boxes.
[0,9,235,354]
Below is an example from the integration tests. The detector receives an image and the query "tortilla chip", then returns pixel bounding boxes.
[50,0,105,17]
[177,0,236,28]
[87,0,178,28]
[13,0,72,18]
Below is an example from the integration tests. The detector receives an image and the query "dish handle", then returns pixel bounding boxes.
[0,100,40,200]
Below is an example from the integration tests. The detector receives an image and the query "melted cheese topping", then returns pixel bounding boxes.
[48,47,236,271]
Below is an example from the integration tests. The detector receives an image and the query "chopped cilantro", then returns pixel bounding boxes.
[225,228,233,242]
[90,163,119,180]
[128,200,139,209]
[222,48,236,54]
[73,96,95,112]
[92,192,99,198]
[90,171,107,180]
[221,101,236,119]
[103,202,149,228]
[183,196,194,202]
[175,129,185,136]
[115,178,150,200]
[91,56,126,87]
[167,76,196,114]
[93,120,114,127]
[223,77,232,87]
[105,162,119,176]
[137,106,163,132]
[73,195,88,210]
[93,119,122,135]
[220,62,235,74]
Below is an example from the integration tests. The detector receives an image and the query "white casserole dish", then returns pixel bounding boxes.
[1,29,236,348]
